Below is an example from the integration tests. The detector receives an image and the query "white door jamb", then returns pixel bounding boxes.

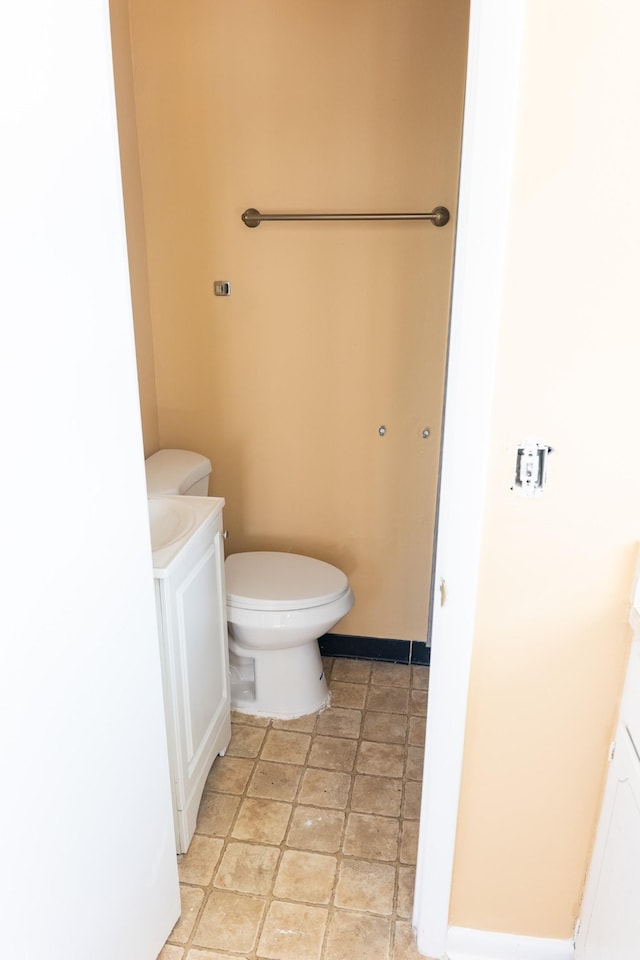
[412,2,527,956]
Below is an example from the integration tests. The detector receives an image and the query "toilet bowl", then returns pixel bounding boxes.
[226,551,354,717]
[144,449,354,718]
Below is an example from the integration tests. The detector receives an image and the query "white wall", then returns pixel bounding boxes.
[0,2,179,957]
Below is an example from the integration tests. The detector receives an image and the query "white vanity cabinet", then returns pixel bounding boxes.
[576,603,640,959]
[151,495,231,854]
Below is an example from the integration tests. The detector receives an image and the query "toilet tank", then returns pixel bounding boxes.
[145,449,212,496]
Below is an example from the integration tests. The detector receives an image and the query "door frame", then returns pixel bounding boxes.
[413,1,527,956]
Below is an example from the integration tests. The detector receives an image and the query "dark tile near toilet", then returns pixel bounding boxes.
[319,634,410,664]
[410,641,431,665]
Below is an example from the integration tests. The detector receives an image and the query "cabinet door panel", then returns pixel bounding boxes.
[177,544,226,762]
[578,728,640,960]
[167,526,231,851]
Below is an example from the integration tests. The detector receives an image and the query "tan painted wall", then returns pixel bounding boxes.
[123,0,469,641]
[449,0,640,938]
[109,0,159,456]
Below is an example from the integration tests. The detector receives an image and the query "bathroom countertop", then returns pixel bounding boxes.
[149,495,224,575]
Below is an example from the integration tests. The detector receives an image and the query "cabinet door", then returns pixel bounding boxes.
[576,727,640,960]
[171,529,231,851]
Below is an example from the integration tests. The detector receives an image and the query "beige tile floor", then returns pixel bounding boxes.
[158,657,429,960]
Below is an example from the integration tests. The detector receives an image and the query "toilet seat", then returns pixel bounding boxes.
[226,551,350,612]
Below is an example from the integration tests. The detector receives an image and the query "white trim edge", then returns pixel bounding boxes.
[447,926,574,960]
[412,1,527,955]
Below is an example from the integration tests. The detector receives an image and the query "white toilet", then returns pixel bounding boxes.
[145,449,354,718]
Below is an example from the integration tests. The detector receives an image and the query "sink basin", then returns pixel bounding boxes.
[148,497,197,553]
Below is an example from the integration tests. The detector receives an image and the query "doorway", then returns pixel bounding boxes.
[119,0,470,646]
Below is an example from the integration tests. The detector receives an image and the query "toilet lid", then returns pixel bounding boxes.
[225,552,350,611]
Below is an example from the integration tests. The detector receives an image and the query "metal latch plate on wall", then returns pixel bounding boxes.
[511,439,553,497]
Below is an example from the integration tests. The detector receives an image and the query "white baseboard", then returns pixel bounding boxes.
[446,926,574,960]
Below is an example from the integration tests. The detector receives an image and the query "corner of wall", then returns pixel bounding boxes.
[108,0,160,456]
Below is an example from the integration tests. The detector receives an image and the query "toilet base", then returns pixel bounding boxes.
[228,634,330,719]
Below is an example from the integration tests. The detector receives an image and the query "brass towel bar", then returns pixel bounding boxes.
[241,206,450,228]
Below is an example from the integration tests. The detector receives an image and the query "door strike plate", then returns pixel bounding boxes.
[511,439,553,497]
[214,280,231,296]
